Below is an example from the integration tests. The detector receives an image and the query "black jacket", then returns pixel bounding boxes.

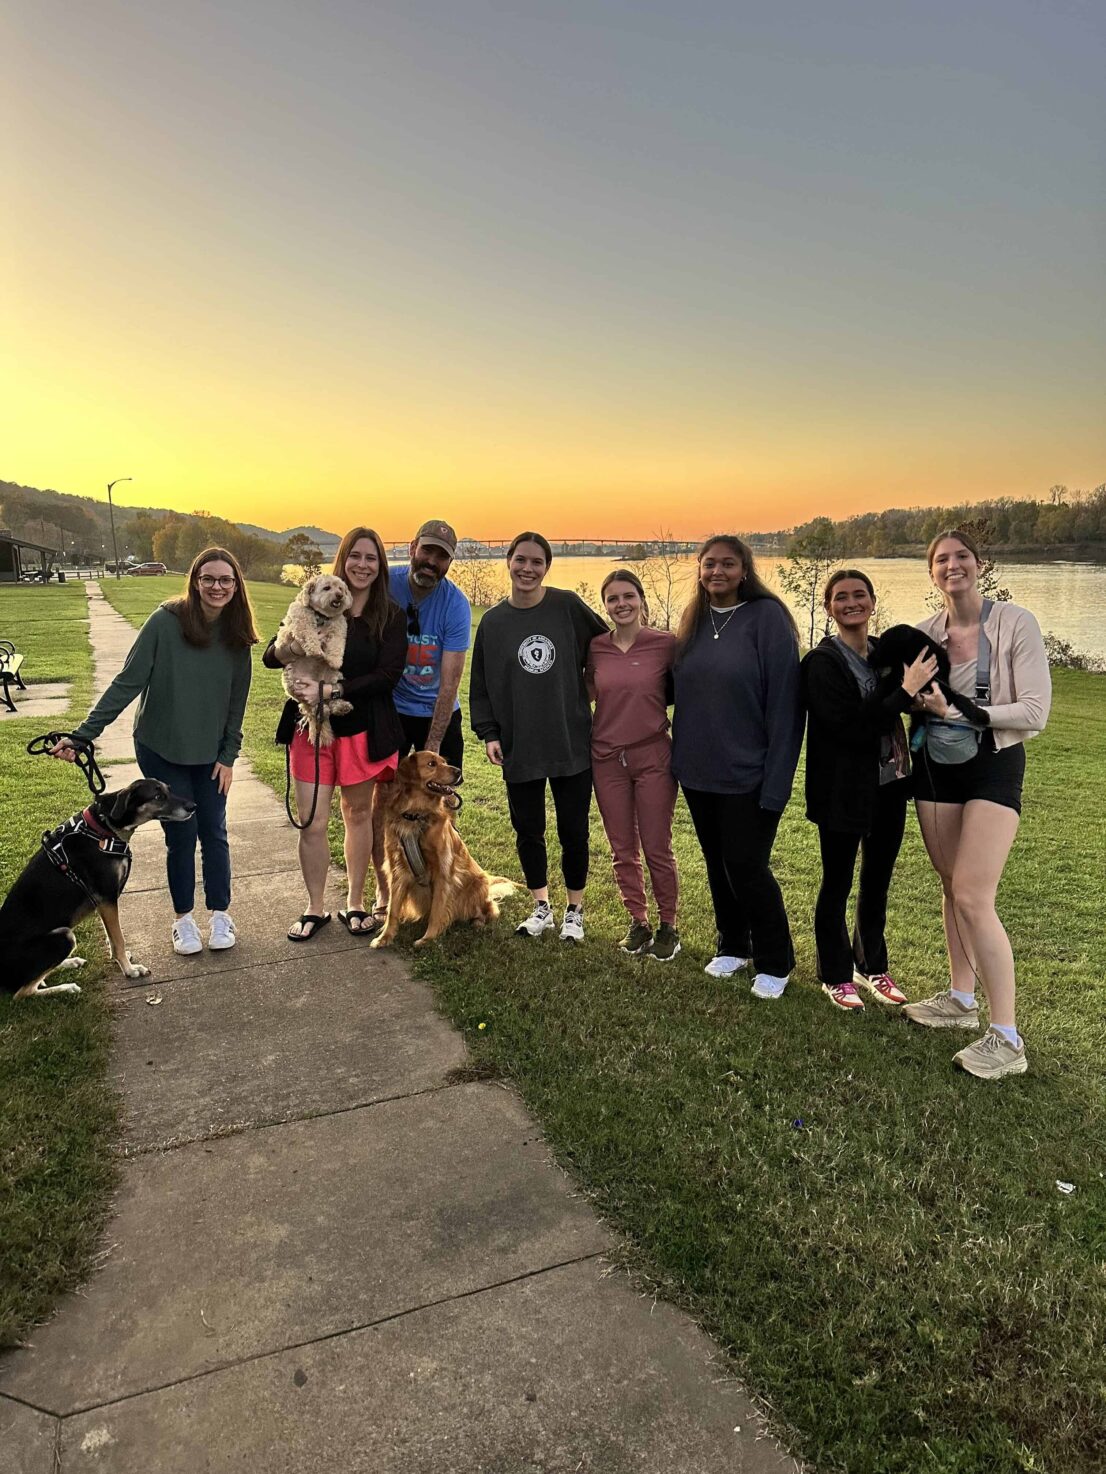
[265,602,406,761]
[801,636,911,834]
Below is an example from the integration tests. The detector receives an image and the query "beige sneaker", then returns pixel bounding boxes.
[954,1028,1028,1080]
[902,989,979,1030]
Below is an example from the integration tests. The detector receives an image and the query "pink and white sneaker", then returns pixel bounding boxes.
[823,982,865,1011]
[854,971,907,1007]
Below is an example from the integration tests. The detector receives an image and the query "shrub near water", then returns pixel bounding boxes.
[103,583,1106,1473]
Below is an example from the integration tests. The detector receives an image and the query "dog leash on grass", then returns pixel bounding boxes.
[26,733,107,797]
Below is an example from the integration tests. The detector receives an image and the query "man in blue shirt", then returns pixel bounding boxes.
[387,519,472,769]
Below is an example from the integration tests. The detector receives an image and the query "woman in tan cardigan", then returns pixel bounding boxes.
[903,529,1051,1080]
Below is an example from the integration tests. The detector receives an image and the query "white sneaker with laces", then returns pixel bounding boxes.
[559,906,585,944]
[208,911,237,951]
[172,915,203,956]
[515,901,555,938]
[703,955,748,978]
[751,972,789,1000]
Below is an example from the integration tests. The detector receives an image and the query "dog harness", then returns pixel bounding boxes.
[397,782,463,885]
[41,807,132,905]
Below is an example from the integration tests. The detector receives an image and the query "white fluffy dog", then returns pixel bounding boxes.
[275,574,354,746]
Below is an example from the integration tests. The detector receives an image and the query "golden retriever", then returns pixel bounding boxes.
[371,752,514,948]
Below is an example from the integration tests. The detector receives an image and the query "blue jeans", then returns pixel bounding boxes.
[134,739,231,914]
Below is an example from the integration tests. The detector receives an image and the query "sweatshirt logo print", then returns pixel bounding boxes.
[518,635,556,674]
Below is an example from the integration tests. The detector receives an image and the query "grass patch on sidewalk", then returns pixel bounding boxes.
[101,580,1106,1473]
[0,584,121,1347]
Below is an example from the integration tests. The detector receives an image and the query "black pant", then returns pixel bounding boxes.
[505,769,593,892]
[398,708,465,770]
[681,786,794,978]
[814,781,908,985]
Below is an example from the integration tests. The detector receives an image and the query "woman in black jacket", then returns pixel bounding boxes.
[265,526,405,940]
[801,569,935,1011]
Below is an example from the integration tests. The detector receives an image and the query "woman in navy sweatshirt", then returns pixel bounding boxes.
[671,534,802,998]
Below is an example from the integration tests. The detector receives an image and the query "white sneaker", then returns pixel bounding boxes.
[559,906,585,944]
[515,901,555,938]
[208,911,237,951]
[172,915,203,955]
[703,955,748,978]
[751,973,789,1000]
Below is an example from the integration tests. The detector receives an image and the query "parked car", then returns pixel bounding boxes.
[126,562,168,576]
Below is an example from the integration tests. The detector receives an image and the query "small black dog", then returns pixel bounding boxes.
[0,779,195,1000]
[868,625,990,727]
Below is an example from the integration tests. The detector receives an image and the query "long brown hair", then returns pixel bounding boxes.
[167,547,259,649]
[600,568,649,626]
[676,534,798,651]
[926,527,982,569]
[332,526,395,640]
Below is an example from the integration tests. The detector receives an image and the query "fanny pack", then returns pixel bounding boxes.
[924,600,992,766]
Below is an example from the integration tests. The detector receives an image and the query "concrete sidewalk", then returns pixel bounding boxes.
[0,585,798,1473]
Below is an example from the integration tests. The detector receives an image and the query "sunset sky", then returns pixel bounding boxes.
[3,1,1103,539]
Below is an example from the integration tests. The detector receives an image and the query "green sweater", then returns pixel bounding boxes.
[75,606,253,766]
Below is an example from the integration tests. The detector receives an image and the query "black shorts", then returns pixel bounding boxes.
[913,737,1025,814]
[398,708,464,770]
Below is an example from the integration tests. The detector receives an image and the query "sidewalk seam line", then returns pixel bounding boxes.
[118,1078,469,1156]
[50,1251,606,1421]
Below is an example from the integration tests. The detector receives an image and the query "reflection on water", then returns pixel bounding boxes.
[434,555,1106,659]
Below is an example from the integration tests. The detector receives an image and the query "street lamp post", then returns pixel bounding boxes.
[106,478,132,579]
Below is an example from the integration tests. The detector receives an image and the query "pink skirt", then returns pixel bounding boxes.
[289,728,398,788]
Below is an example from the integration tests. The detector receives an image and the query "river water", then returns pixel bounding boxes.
[440,554,1106,660]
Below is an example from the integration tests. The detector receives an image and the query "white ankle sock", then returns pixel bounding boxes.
[950,988,976,1008]
[991,1023,1021,1047]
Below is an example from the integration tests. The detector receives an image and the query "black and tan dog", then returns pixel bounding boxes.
[0,779,195,999]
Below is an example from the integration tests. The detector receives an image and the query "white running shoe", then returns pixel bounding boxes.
[172,915,203,956]
[559,906,585,944]
[208,911,237,951]
[703,955,749,978]
[751,973,789,1000]
[515,901,555,938]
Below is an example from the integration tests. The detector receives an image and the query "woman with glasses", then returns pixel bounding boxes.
[264,527,405,940]
[54,547,258,955]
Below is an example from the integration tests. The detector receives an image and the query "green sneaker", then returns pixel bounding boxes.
[954,1028,1028,1080]
[902,989,979,1030]
[619,920,653,955]
[646,923,681,963]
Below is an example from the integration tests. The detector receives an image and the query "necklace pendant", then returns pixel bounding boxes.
[713,631,719,640]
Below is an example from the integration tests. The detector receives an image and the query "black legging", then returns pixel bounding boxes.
[681,786,794,978]
[814,781,908,985]
[505,768,593,891]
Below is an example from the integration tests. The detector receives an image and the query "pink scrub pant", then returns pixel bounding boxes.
[592,734,679,925]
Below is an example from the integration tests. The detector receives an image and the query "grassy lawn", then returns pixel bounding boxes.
[0,583,120,1347]
[103,578,1106,1473]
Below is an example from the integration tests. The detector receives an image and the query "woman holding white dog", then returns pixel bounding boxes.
[264,527,405,940]
[54,547,258,956]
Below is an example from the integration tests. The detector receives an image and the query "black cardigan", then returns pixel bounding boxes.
[264,602,406,761]
[800,636,911,834]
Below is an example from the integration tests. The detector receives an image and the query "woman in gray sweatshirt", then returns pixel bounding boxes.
[469,531,605,944]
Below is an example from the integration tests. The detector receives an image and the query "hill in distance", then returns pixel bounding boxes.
[236,523,342,547]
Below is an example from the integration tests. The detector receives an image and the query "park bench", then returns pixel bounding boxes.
[0,640,27,713]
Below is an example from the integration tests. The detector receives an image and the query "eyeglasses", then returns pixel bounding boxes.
[406,603,421,637]
[197,576,237,589]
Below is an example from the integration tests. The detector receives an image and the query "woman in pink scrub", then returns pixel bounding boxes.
[586,570,680,961]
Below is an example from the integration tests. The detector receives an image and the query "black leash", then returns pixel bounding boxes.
[27,732,107,796]
[283,691,326,831]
